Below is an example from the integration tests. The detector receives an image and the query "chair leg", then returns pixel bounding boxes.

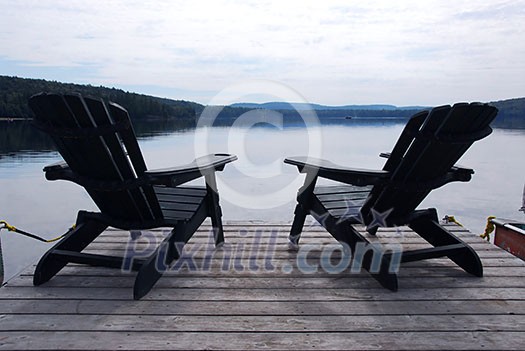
[370,260,399,291]
[289,173,318,248]
[133,243,170,300]
[289,204,308,248]
[205,173,225,246]
[133,223,184,300]
[408,209,483,277]
[331,221,399,291]
[33,216,108,285]
[209,196,224,247]
[211,212,225,247]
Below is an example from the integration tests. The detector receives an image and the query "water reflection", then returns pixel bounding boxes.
[0,121,55,155]
[0,119,200,157]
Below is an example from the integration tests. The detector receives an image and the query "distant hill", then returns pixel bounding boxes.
[0,75,199,128]
[490,98,525,128]
[228,102,429,124]
[232,100,525,128]
[231,102,428,111]
[1,75,523,128]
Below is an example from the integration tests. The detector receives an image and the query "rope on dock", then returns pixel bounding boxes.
[480,216,497,241]
[0,220,76,286]
[442,215,463,227]
[0,234,3,286]
[0,220,72,243]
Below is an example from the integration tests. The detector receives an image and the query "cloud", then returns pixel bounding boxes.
[0,0,524,105]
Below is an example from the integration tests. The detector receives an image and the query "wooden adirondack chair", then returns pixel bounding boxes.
[29,92,237,299]
[285,103,498,290]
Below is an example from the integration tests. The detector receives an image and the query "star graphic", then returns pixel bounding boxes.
[336,197,366,225]
[304,212,325,228]
[366,207,394,231]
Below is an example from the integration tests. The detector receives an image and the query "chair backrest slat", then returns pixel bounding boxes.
[361,102,498,224]
[30,93,119,215]
[108,101,163,218]
[384,104,465,217]
[30,92,163,222]
[81,95,158,221]
[382,110,428,172]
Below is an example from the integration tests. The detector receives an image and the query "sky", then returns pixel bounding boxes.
[0,0,524,106]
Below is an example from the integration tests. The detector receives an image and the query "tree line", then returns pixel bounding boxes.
[490,98,525,128]
[0,75,197,127]
[1,75,523,128]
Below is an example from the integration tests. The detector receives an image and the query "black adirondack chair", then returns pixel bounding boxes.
[285,103,498,290]
[29,92,237,299]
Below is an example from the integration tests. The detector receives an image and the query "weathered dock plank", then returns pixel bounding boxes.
[1,331,524,350]
[0,222,523,350]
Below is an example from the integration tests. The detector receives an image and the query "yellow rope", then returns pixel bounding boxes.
[480,216,496,241]
[0,220,16,232]
[443,215,463,227]
[0,220,72,243]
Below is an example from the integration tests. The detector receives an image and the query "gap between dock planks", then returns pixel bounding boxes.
[0,221,524,350]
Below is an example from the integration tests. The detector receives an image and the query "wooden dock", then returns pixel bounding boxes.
[0,221,524,350]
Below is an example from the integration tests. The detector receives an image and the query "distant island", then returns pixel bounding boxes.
[231,101,525,128]
[1,75,524,128]
[231,101,429,111]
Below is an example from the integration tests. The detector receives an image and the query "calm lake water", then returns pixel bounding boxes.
[1,120,524,282]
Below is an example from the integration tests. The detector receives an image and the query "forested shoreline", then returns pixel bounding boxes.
[1,75,524,128]
[0,75,197,129]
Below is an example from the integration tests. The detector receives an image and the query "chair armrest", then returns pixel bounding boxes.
[450,164,474,174]
[43,154,237,190]
[446,165,474,184]
[145,153,237,186]
[43,160,74,182]
[43,160,69,173]
[379,152,474,175]
[284,156,389,186]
